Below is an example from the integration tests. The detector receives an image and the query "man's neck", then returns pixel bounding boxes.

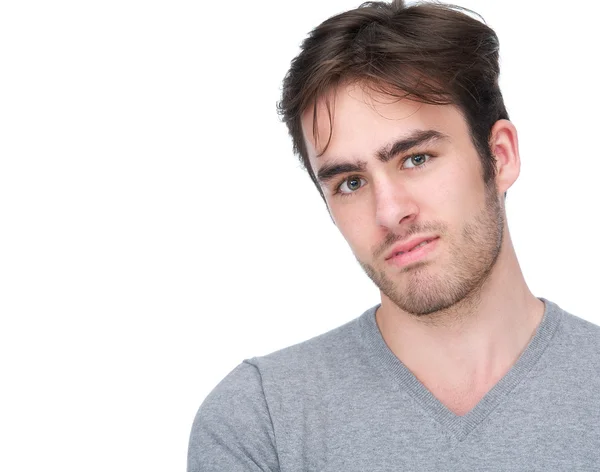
[375,240,545,392]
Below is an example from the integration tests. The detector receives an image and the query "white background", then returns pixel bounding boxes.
[0,0,597,470]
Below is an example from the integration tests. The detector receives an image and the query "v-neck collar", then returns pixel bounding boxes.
[356,297,563,441]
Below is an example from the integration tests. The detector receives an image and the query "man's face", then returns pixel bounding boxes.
[302,84,505,316]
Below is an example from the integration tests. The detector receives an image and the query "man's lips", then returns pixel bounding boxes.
[385,236,440,260]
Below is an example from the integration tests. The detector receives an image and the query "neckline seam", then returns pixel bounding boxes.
[355,298,563,439]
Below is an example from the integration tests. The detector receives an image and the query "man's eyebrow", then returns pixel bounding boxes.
[376,129,449,163]
[316,129,449,185]
[317,161,368,185]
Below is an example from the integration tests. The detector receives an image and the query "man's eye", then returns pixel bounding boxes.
[338,176,366,194]
[402,154,430,169]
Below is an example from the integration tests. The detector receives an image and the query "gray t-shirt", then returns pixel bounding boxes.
[188,298,600,471]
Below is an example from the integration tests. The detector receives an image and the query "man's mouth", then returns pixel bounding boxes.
[394,238,435,256]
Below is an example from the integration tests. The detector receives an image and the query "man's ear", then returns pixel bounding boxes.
[489,119,520,195]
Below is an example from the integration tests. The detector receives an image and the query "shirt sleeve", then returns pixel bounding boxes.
[187,360,280,472]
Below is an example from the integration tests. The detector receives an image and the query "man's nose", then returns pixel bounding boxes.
[374,179,419,231]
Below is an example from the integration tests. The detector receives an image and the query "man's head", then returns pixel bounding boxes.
[278,1,520,316]
[278,0,508,202]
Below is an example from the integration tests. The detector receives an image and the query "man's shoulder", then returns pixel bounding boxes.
[556,301,600,343]
[241,304,378,387]
[547,300,600,374]
[195,304,378,427]
[249,310,369,368]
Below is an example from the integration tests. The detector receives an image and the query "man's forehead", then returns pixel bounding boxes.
[301,84,453,161]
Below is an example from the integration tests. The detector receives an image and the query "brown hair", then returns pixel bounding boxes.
[277,0,509,202]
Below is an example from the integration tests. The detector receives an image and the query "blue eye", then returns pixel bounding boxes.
[403,154,430,169]
[338,176,367,195]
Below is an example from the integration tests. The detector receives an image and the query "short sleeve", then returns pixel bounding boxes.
[187,360,280,472]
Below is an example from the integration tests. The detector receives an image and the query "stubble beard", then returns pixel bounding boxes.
[358,184,505,317]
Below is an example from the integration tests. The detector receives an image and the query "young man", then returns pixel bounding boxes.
[188,1,600,470]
